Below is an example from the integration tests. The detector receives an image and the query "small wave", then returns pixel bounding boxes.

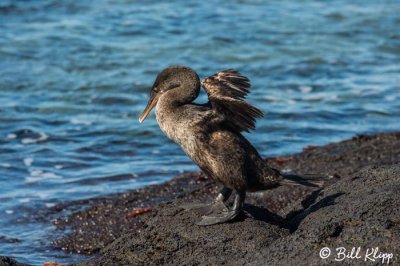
[67,173,139,185]
[45,203,56,208]
[69,114,108,126]
[6,133,17,139]
[262,96,277,103]
[23,158,34,167]
[19,198,30,203]
[21,132,49,145]
[25,169,63,184]
[0,235,20,244]
[299,86,313,93]
[70,117,93,126]
[6,129,49,144]
[385,95,396,102]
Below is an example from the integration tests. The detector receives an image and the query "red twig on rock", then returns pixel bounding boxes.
[271,156,289,165]
[43,262,64,266]
[303,145,319,151]
[126,207,153,219]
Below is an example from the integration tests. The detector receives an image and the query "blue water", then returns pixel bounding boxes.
[1,0,399,264]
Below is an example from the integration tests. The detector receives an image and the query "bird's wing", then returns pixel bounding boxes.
[201,69,263,132]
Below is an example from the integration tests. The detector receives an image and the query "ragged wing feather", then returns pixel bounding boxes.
[201,69,263,132]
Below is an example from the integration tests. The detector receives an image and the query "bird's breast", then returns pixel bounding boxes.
[155,107,195,147]
[156,107,209,168]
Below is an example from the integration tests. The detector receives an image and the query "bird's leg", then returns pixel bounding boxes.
[215,187,233,203]
[196,190,245,226]
[179,187,232,213]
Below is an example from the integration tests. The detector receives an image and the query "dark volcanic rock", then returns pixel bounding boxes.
[47,132,400,265]
[254,164,400,265]
[74,164,399,266]
[52,172,218,254]
[77,202,289,266]
[0,256,29,266]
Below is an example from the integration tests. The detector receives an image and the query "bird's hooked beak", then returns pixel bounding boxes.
[138,89,161,123]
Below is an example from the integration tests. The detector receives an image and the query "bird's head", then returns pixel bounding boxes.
[139,66,200,123]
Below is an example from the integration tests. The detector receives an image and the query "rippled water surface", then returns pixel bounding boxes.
[1,0,399,264]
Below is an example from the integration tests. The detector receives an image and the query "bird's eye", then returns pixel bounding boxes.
[168,83,180,90]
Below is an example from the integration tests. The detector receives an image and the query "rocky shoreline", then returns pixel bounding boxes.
[1,132,399,265]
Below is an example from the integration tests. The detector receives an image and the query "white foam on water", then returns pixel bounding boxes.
[325,95,339,102]
[24,158,34,167]
[25,169,63,183]
[19,198,30,203]
[70,114,103,126]
[6,133,17,139]
[5,210,14,214]
[385,95,396,101]
[299,85,313,93]
[70,118,93,126]
[65,188,78,193]
[0,163,11,168]
[262,96,277,102]
[21,132,49,144]
[54,165,64,169]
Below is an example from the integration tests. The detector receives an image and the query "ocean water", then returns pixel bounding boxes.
[0,0,399,264]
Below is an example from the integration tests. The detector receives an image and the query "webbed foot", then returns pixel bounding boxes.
[196,190,245,226]
[179,187,232,215]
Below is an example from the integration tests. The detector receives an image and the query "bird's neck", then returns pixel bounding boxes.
[155,85,200,143]
[155,92,185,142]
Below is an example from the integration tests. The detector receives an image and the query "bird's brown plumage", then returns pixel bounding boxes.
[138,66,323,225]
[201,69,264,132]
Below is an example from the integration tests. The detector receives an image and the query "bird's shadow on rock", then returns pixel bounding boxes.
[238,190,345,233]
[240,204,290,229]
[287,190,345,232]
